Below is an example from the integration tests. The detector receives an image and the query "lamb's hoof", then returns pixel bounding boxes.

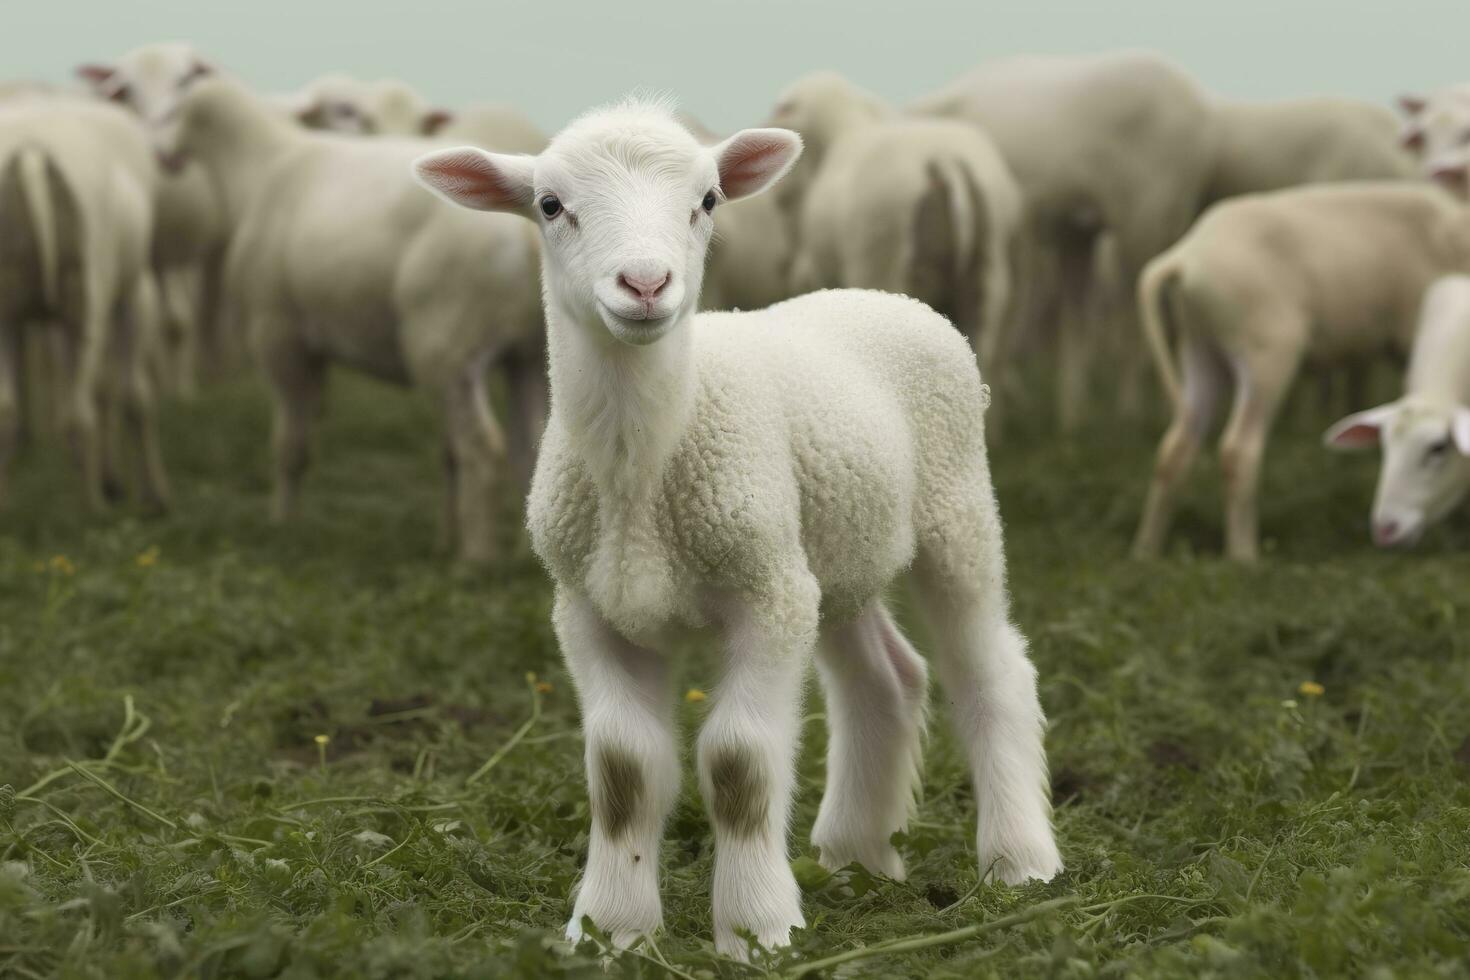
[564,915,653,951]
[979,837,1063,886]
[714,916,802,963]
[814,839,906,880]
[102,478,127,504]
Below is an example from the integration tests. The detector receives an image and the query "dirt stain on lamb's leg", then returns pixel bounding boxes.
[595,746,644,838]
[708,744,769,838]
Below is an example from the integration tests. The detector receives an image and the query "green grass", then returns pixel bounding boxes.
[3,369,1470,978]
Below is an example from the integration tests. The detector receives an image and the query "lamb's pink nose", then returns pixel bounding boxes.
[1431,164,1467,187]
[617,270,671,302]
[1373,520,1400,547]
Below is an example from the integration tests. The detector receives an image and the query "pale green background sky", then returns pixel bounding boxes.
[15,1,1470,132]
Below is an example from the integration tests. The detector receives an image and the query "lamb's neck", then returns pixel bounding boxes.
[546,305,698,499]
[1407,307,1470,404]
[195,93,296,224]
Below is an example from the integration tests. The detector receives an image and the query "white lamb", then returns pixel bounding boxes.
[158,74,544,563]
[772,72,1022,428]
[1400,86,1470,196]
[414,99,1060,959]
[1325,275,1470,547]
[0,95,170,510]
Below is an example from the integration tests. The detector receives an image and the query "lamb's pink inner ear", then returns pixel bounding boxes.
[716,128,802,201]
[421,109,454,136]
[76,64,116,88]
[1325,410,1390,450]
[414,147,533,213]
[1399,94,1428,116]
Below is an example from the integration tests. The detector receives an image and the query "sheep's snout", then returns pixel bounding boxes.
[1372,515,1419,549]
[617,269,672,306]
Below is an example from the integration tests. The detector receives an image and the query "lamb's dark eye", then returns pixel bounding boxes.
[1427,437,1452,459]
[539,195,562,219]
[702,190,717,213]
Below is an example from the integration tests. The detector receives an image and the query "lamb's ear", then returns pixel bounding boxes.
[1324,404,1397,451]
[76,63,123,97]
[413,146,536,215]
[1399,94,1428,116]
[714,128,802,201]
[1453,406,1470,456]
[420,109,454,136]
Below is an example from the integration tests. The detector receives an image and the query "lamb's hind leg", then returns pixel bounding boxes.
[556,591,678,949]
[1220,341,1302,562]
[442,360,507,564]
[811,599,928,879]
[912,510,1060,885]
[259,329,325,523]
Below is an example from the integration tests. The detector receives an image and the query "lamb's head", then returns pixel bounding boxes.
[767,72,889,213]
[77,42,214,128]
[288,74,451,137]
[1400,87,1470,196]
[1326,399,1470,547]
[414,98,801,346]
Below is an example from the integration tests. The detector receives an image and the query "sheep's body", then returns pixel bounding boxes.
[911,51,1217,430]
[531,289,988,637]
[437,104,548,154]
[1133,182,1470,560]
[792,113,1022,426]
[1205,98,1420,204]
[1324,276,1470,546]
[175,78,544,562]
[0,95,169,510]
[416,99,1057,960]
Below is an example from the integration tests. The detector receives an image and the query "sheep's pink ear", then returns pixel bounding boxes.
[421,109,454,136]
[413,146,535,214]
[1324,404,1397,451]
[714,127,802,201]
[1399,94,1428,116]
[1453,407,1470,456]
[76,63,122,96]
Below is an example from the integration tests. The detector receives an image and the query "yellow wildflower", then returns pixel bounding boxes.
[313,734,331,746]
[1298,681,1325,698]
[534,681,553,695]
[135,546,160,569]
[48,555,75,576]
[685,689,707,703]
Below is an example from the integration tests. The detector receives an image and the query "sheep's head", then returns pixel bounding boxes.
[1326,399,1470,547]
[1399,86,1470,197]
[767,72,889,216]
[414,98,801,346]
[288,74,451,137]
[78,42,214,128]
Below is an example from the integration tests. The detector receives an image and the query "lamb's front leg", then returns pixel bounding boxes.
[699,584,818,960]
[555,591,679,948]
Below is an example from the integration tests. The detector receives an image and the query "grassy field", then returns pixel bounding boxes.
[3,368,1470,979]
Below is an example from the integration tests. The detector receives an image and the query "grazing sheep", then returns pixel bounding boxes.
[1204,98,1420,205]
[773,73,1022,425]
[1132,183,1470,561]
[0,96,170,510]
[1400,86,1470,196]
[289,72,548,153]
[679,113,795,312]
[415,98,1060,959]
[160,75,544,563]
[911,51,1218,430]
[1325,275,1470,547]
[78,43,231,391]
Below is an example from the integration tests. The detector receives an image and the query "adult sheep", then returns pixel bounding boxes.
[0,95,170,511]
[78,43,232,392]
[911,50,1217,431]
[1132,183,1470,561]
[1325,275,1470,547]
[772,72,1022,428]
[157,74,544,563]
[414,99,1060,959]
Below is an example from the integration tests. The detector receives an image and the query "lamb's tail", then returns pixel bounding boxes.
[1138,254,1184,413]
[1,145,63,309]
[910,157,985,334]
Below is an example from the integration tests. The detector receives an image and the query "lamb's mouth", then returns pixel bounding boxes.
[596,302,677,342]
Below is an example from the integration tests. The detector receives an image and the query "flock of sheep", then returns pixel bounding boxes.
[3,42,1470,959]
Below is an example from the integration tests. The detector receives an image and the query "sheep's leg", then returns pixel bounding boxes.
[1132,336,1229,558]
[260,333,325,523]
[63,309,109,512]
[0,321,20,505]
[1054,235,1098,433]
[443,363,507,564]
[555,591,677,948]
[912,516,1060,886]
[1220,346,1301,562]
[501,347,547,494]
[700,581,818,959]
[158,265,201,399]
[811,599,928,880]
[122,274,171,512]
[975,233,1015,440]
